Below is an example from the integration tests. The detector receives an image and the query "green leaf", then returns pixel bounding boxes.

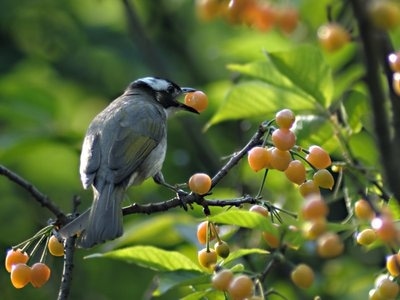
[348,130,378,166]
[207,45,333,127]
[342,90,369,133]
[209,210,278,234]
[222,248,269,266]
[180,289,225,300]
[86,245,202,272]
[155,271,210,295]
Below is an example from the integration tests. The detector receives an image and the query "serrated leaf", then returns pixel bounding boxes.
[207,80,317,127]
[86,245,202,272]
[222,248,269,265]
[208,45,333,127]
[268,45,333,107]
[209,210,278,234]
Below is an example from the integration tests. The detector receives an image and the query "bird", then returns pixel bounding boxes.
[58,77,198,248]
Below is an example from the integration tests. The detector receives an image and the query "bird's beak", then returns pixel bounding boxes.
[179,87,199,114]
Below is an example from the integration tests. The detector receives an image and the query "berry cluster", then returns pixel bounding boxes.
[196,0,299,34]
[247,109,334,196]
[5,231,64,289]
[350,198,400,299]
[197,221,230,270]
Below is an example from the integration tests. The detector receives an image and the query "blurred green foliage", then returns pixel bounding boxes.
[1,0,400,299]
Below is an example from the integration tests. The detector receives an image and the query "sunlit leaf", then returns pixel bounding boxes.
[209,210,278,234]
[86,245,202,272]
[348,130,378,166]
[222,248,269,266]
[207,45,333,127]
[155,271,210,295]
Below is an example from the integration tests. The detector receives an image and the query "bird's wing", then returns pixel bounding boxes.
[108,101,166,184]
[80,133,101,189]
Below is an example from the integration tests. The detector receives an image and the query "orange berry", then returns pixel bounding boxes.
[354,199,375,220]
[284,160,306,185]
[197,221,217,245]
[356,228,377,246]
[389,52,400,72]
[270,148,292,171]
[196,0,224,21]
[386,253,400,276]
[301,195,329,220]
[299,179,320,197]
[313,169,335,189]
[48,235,64,257]
[393,73,400,96]
[31,262,51,288]
[303,218,327,240]
[262,231,280,248]
[275,108,296,129]
[10,263,31,289]
[290,263,314,289]
[271,128,296,151]
[376,277,400,298]
[198,248,218,269]
[228,274,253,300]
[248,146,270,172]
[276,6,299,34]
[371,216,398,243]
[317,23,350,53]
[247,3,276,31]
[5,248,29,273]
[227,0,257,24]
[368,0,400,30]
[249,204,269,217]
[316,232,344,258]
[189,173,212,195]
[184,91,208,113]
[212,269,234,291]
[306,145,332,169]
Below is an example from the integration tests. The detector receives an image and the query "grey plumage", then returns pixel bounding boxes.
[58,78,197,248]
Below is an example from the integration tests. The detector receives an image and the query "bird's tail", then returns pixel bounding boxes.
[58,183,124,249]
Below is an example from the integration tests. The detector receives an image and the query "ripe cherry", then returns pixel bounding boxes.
[248,146,270,172]
[10,263,31,289]
[313,169,335,189]
[317,23,350,52]
[184,91,208,113]
[271,128,296,151]
[228,274,254,300]
[189,173,212,195]
[212,269,234,291]
[198,248,218,269]
[284,160,306,185]
[290,263,314,289]
[48,235,64,257]
[275,108,296,129]
[197,221,217,245]
[5,248,29,273]
[31,262,51,288]
[306,145,332,169]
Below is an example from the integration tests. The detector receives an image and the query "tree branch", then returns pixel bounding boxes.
[57,236,76,300]
[0,165,66,222]
[350,0,400,201]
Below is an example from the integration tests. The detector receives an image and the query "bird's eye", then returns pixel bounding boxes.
[167,85,176,94]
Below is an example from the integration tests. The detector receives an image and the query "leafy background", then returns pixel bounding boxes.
[1,0,400,299]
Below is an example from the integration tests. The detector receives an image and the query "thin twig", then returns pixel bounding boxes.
[0,165,66,222]
[57,236,76,300]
